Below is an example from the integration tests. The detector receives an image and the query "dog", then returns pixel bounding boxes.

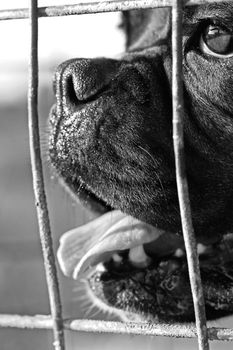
[49,3,233,323]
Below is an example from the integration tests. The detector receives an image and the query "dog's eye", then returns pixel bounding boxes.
[200,23,233,58]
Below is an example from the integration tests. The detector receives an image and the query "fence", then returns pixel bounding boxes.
[0,1,232,350]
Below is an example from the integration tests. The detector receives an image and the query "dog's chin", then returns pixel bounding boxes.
[57,180,233,323]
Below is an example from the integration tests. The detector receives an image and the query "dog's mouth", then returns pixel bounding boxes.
[57,196,233,322]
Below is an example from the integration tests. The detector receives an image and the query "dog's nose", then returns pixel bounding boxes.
[54,58,119,106]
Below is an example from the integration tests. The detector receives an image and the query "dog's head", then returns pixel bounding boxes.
[49,3,233,322]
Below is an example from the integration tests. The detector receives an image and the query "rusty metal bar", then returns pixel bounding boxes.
[27,1,65,349]
[0,0,230,21]
[171,1,209,350]
[0,314,232,341]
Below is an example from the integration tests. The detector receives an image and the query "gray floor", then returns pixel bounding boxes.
[1,72,233,350]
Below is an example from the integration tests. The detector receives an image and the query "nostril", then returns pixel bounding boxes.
[56,58,120,108]
[64,73,110,107]
[66,75,79,105]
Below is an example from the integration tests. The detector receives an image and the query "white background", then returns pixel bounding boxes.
[0,0,124,63]
[0,0,124,101]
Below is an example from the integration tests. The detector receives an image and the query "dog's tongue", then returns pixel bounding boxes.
[57,210,165,279]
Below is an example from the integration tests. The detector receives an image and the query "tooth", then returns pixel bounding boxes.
[95,263,106,272]
[112,253,123,263]
[129,245,151,267]
[174,248,185,258]
[197,243,208,255]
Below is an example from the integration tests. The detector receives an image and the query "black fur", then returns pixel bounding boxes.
[49,3,233,321]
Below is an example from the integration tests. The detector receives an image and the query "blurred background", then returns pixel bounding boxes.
[0,1,233,349]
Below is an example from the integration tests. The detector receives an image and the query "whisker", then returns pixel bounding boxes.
[138,145,169,207]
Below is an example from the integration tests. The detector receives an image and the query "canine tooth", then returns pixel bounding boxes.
[197,243,208,255]
[95,263,106,272]
[174,248,185,258]
[129,245,151,267]
[112,253,123,263]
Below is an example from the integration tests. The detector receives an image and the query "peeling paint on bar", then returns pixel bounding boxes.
[171,1,209,350]
[28,1,65,349]
[0,0,230,21]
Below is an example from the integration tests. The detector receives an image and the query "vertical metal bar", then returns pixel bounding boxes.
[28,1,65,349]
[171,1,209,350]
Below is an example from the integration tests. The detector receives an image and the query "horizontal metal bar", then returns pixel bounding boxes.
[0,314,232,341]
[0,0,230,21]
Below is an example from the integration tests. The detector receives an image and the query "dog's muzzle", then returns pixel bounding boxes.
[49,56,233,322]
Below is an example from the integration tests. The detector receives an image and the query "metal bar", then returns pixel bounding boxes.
[27,1,65,350]
[0,0,230,21]
[171,1,209,350]
[0,315,232,341]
